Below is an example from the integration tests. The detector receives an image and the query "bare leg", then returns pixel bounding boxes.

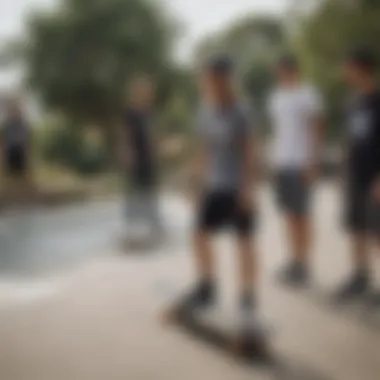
[286,213,311,265]
[181,230,216,309]
[351,232,368,271]
[335,232,369,302]
[369,238,380,307]
[193,230,215,281]
[278,211,310,286]
[236,235,258,297]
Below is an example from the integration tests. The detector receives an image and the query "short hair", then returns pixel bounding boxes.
[346,46,377,73]
[277,54,299,71]
[203,55,235,76]
[129,73,152,88]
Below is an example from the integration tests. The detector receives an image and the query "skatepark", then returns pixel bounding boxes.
[0,182,378,380]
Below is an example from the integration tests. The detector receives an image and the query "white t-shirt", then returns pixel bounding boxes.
[268,83,323,169]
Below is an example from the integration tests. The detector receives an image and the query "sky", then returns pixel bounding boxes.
[165,0,288,60]
[0,0,288,88]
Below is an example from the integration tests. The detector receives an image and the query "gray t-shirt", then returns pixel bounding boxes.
[196,100,254,191]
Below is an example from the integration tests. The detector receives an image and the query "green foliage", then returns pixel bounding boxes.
[39,119,108,176]
[25,0,178,124]
[159,94,192,136]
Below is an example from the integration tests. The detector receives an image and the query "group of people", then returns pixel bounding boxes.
[120,45,380,334]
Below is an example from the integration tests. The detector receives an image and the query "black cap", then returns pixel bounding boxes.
[346,46,377,72]
[204,55,234,76]
[277,53,299,71]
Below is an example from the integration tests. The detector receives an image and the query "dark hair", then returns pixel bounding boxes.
[204,55,234,76]
[277,54,299,71]
[346,46,377,73]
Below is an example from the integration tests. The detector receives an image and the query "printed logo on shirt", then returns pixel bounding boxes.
[350,112,371,140]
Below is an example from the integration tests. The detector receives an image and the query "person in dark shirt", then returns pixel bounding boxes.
[0,98,31,181]
[335,47,380,307]
[119,75,162,241]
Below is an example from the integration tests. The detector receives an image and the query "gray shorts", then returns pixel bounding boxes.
[274,169,310,216]
[345,183,380,235]
[125,188,162,228]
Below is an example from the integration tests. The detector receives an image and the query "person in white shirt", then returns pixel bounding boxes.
[268,55,324,286]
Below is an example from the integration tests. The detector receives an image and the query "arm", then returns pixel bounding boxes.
[184,108,208,202]
[306,89,325,182]
[308,114,325,179]
[115,123,130,170]
[369,104,380,202]
[239,133,259,211]
[239,104,259,210]
[186,140,207,203]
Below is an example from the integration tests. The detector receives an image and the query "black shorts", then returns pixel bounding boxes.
[4,146,27,176]
[196,191,255,236]
[345,182,380,235]
[274,169,310,216]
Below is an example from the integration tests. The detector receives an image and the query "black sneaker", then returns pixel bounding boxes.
[238,310,270,360]
[334,272,369,304]
[367,291,380,309]
[182,281,216,311]
[278,261,309,288]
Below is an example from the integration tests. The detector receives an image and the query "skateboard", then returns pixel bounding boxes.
[161,298,272,363]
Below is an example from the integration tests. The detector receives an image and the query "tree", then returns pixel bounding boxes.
[21,0,178,151]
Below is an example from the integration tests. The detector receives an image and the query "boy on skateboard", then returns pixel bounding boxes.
[183,56,261,333]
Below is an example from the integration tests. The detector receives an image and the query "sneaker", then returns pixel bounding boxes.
[278,261,309,288]
[237,310,270,360]
[334,271,369,304]
[182,281,216,311]
[239,310,268,339]
[367,291,380,309]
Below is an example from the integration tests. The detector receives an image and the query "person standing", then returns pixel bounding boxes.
[184,56,261,331]
[268,55,324,287]
[118,75,162,242]
[335,47,380,307]
[0,98,32,186]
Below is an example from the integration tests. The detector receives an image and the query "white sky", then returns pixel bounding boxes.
[0,0,288,87]
[165,0,288,61]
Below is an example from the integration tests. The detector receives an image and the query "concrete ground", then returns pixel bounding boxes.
[0,183,379,380]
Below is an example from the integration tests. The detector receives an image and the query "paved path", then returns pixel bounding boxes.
[0,183,379,380]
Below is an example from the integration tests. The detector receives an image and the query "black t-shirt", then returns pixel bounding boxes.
[346,90,380,187]
[123,107,156,183]
[0,117,30,151]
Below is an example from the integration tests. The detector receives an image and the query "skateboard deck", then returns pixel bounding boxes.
[158,289,332,379]
[162,299,272,363]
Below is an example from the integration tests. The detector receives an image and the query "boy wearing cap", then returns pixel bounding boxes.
[335,47,380,307]
[184,56,261,328]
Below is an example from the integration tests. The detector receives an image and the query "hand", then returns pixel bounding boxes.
[304,165,320,185]
[371,178,380,203]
